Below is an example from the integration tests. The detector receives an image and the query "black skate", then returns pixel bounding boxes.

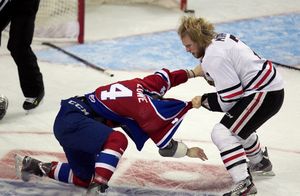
[23,90,44,110]
[0,95,8,120]
[15,154,51,182]
[86,182,109,196]
[223,176,257,196]
[249,147,275,176]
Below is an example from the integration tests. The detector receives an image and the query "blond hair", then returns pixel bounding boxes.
[178,16,216,50]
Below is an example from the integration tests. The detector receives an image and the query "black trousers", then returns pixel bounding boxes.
[221,89,284,139]
[0,0,44,98]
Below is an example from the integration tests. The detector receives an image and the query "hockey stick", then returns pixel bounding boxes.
[271,60,300,71]
[42,42,114,77]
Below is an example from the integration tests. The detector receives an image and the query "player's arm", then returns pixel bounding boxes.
[156,68,189,88]
[159,139,208,161]
[200,57,243,112]
[142,68,189,97]
[156,67,202,88]
[142,67,203,97]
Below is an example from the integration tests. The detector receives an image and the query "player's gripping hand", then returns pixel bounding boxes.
[186,147,208,161]
[192,96,202,108]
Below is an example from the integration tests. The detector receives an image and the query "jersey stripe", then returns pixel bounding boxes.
[257,67,276,91]
[218,83,244,102]
[156,116,185,148]
[230,92,266,135]
[218,83,242,94]
[244,61,276,92]
[223,89,244,99]
[244,62,268,90]
[155,70,171,90]
[253,61,272,88]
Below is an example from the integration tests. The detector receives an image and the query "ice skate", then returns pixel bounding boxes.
[85,182,109,196]
[15,154,51,182]
[249,147,275,176]
[0,95,8,120]
[223,176,257,196]
[23,90,45,111]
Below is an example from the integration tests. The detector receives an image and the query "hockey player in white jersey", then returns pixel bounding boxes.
[178,16,284,196]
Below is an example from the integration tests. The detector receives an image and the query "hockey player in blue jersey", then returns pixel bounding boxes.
[16,68,207,195]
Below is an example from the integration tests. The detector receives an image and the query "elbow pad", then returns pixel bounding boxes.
[159,139,188,158]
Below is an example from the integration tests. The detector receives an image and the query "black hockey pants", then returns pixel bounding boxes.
[220,89,284,139]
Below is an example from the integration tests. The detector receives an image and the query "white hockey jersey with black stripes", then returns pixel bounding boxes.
[201,33,284,112]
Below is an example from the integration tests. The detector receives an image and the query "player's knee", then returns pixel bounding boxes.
[211,123,228,145]
[7,41,31,59]
[211,123,239,150]
[104,131,128,154]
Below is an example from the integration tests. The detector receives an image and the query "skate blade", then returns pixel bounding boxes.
[252,170,275,177]
[14,154,23,179]
[25,108,38,115]
[25,110,33,115]
[85,189,107,196]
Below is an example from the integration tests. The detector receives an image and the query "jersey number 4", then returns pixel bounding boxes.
[101,83,133,100]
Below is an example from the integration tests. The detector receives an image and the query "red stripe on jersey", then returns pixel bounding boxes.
[253,61,272,89]
[223,90,244,99]
[223,152,246,164]
[232,92,263,133]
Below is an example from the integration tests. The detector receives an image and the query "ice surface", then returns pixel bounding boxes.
[0,0,300,195]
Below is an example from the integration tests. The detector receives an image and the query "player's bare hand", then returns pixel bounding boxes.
[192,96,201,108]
[186,147,208,161]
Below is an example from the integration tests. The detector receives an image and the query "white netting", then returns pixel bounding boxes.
[90,0,182,9]
[33,0,184,42]
[34,0,79,39]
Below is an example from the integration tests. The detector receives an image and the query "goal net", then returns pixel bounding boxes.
[33,0,187,43]
[34,0,83,43]
[92,0,186,10]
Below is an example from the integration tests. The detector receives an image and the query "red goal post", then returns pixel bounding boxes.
[34,0,187,44]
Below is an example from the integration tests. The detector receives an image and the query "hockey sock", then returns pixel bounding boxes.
[211,123,249,183]
[48,162,91,188]
[94,131,128,184]
[220,144,249,183]
[239,133,263,164]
